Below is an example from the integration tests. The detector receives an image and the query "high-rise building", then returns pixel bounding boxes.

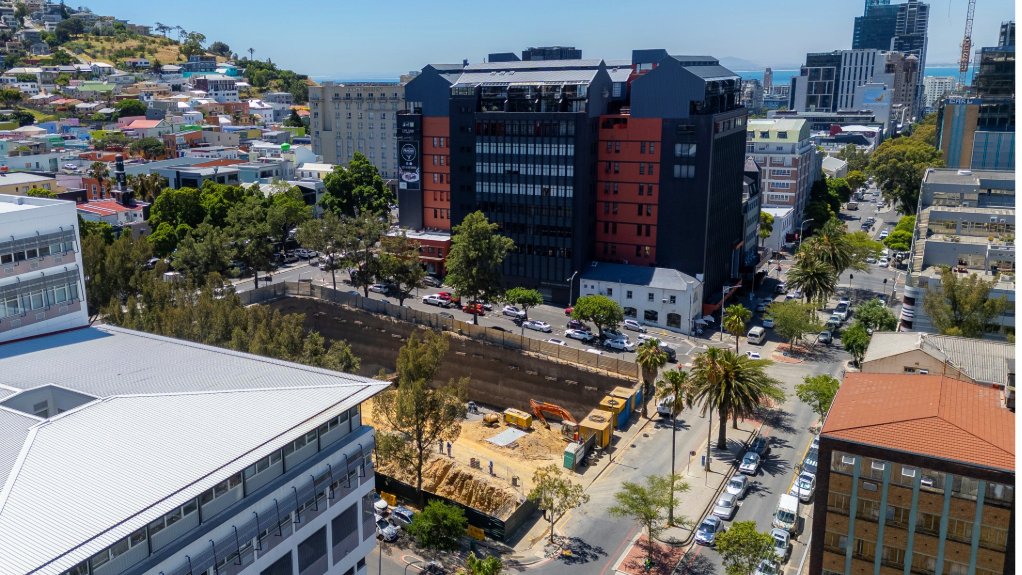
[853,1,900,51]
[399,49,747,305]
[745,119,816,220]
[308,82,405,179]
[0,194,88,343]
[0,324,389,575]
[998,20,1015,48]
[763,67,773,94]
[790,52,842,112]
[923,76,956,110]
[852,0,929,113]
[809,372,1014,575]
[793,49,918,122]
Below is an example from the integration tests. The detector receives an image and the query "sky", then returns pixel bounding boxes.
[81,0,1015,79]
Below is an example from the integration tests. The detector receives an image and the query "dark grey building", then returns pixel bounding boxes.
[741,157,762,275]
[522,46,582,61]
[791,52,842,112]
[852,0,929,111]
[853,1,900,50]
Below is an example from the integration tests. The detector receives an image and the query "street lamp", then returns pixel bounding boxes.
[719,285,733,342]
[566,270,579,307]
[797,218,815,252]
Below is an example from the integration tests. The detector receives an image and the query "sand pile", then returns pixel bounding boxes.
[460,418,568,460]
[379,457,518,517]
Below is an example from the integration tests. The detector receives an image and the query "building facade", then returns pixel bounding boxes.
[810,372,1014,575]
[923,76,956,111]
[192,75,239,103]
[745,118,815,220]
[579,262,703,334]
[794,49,919,122]
[0,194,87,343]
[308,82,405,179]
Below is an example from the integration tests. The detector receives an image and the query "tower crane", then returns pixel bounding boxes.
[958,0,977,88]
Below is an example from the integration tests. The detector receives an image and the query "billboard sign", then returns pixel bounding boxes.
[396,115,421,191]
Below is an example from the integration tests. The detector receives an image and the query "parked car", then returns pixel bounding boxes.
[421,275,442,288]
[802,450,819,476]
[725,475,750,499]
[826,317,841,332]
[502,305,526,319]
[789,471,817,502]
[865,256,878,264]
[879,229,890,239]
[786,289,803,300]
[545,338,568,346]
[762,316,775,328]
[389,506,415,528]
[375,516,399,542]
[372,493,389,514]
[694,516,724,546]
[749,435,771,457]
[566,319,589,331]
[775,282,787,294]
[369,283,389,294]
[462,303,486,315]
[818,330,833,345]
[604,338,635,352]
[878,257,890,267]
[746,351,762,360]
[828,312,844,326]
[563,306,574,316]
[565,329,595,342]
[712,492,739,520]
[523,320,552,332]
[754,559,781,575]
[771,528,791,562]
[422,295,450,307]
[603,328,626,341]
[623,319,646,332]
[834,303,850,321]
[739,452,762,475]
[470,300,493,311]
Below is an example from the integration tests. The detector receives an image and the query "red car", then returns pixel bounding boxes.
[438,291,461,304]
[462,303,485,315]
[564,306,574,316]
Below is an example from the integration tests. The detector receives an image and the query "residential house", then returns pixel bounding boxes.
[0,172,59,195]
[297,162,336,180]
[124,119,170,139]
[76,198,147,226]
[580,262,704,335]
[154,165,241,189]
[821,155,849,179]
[192,75,239,103]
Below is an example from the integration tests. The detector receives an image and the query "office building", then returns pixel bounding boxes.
[741,157,763,274]
[972,24,1015,99]
[793,49,919,122]
[0,324,389,575]
[900,168,1015,338]
[790,51,842,112]
[763,67,773,94]
[0,194,87,343]
[923,76,956,111]
[853,0,900,51]
[810,372,1014,575]
[853,0,929,112]
[400,49,747,306]
[745,118,815,220]
[308,82,405,179]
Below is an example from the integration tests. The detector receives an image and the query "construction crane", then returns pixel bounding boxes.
[959,0,978,88]
[529,399,579,440]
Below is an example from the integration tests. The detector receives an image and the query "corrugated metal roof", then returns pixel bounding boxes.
[453,68,599,87]
[0,326,390,575]
[463,58,604,71]
[582,262,699,291]
[862,332,1015,386]
[681,65,740,80]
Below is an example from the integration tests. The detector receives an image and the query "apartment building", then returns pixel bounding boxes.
[923,76,956,111]
[0,194,87,343]
[793,49,919,123]
[308,82,405,179]
[900,168,1015,338]
[810,372,1013,575]
[746,118,815,220]
[0,324,389,575]
[192,75,239,103]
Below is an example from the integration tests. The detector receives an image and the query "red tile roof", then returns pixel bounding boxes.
[126,120,162,129]
[76,200,142,216]
[823,373,1014,472]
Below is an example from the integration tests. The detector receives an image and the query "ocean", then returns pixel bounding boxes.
[737,66,973,87]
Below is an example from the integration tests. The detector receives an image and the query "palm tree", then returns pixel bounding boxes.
[786,257,837,309]
[247,47,255,61]
[88,161,108,198]
[655,369,696,526]
[127,173,167,203]
[636,339,668,419]
[690,348,785,449]
[798,218,857,275]
[722,304,752,353]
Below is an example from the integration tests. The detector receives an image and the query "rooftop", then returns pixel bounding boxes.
[0,172,56,186]
[862,332,1015,386]
[922,167,1016,187]
[0,325,389,575]
[76,199,143,216]
[823,373,1014,472]
[582,262,700,291]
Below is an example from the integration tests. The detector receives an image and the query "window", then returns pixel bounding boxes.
[640,141,646,153]
[644,309,658,322]
[647,293,654,302]
[639,164,645,175]
[669,295,676,304]
[626,290,633,299]
[649,142,655,154]
[606,288,613,296]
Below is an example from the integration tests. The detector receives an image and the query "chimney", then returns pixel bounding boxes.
[114,154,126,192]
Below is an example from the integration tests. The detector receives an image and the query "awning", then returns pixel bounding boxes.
[702,315,715,323]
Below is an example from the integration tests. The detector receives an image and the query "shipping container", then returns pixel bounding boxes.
[579,409,613,448]
[599,395,628,430]
[502,408,533,430]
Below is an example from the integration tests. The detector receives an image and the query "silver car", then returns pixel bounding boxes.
[771,528,791,562]
[712,492,738,520]
[739,452,761,475]
[789,471,816,502]
[694,516,724,546]
[725,475,749,499]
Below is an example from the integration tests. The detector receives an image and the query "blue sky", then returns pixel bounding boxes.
[83,0,1014,79]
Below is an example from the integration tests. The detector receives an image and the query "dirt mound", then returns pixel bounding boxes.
[460,418,567,461]
[379,457,519,517]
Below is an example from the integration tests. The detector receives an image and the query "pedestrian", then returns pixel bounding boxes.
[439,439,444,454]
[488,460,494,476]
[446,441,452,457]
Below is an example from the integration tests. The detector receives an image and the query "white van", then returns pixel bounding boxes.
[773,494,799,533]
[747,326,767,345]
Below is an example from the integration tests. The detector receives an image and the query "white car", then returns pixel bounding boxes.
[771,528,791,562]
[545,338,567,346]
[746,351,762,360]
[789,471,816,502]
[375,516,399,542]
[369,283,389,294]
[762,316,775,328]
[755,559,781,575]
[738,452,761,475]
[865,257,878,264]
[523,320,552,332]
[502,305,526,319]
[603,328,626,341]
[725,475,749,499]
[604,338,635,352]
[878,257,890,267]
[879,229,890,239]
[565,329,594,342]
[712,492,739,520]
[422,295,449,307]
[623,319,646,332]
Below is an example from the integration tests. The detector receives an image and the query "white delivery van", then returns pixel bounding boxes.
[747,326,767,345]
[773,493,799,533]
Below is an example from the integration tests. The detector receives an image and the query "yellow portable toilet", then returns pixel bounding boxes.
[599,395,628,430]
[503,408,533,430]
[579,409,613,448]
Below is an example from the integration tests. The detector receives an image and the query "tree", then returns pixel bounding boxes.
[609,474,689,570]
[799,218,858,275]
[827,177,852,203]
[0,87,22,107]
[883,229,912,251]
[786,257,837,308]
[922,266,1009,337]
[503,287,543,319]
[297,212,345,290]
[373,331,467,497]
[758,211,773,248]
[405,500,467,553]
[845,170,867,193]
[114,98,147,118]
[444,211,515,324]
[835,144,869,172]
[855,299,898,332]
[284,109,304,127]
[128,136,165,160]
[180,32,206,59]
[225,195,273,289]
[690,348,785,447]
[25,187,56,198]
[208,40,231,57]
[340,212,387,297]
[320,152,395,217]
[844,231,883,267]
[88,161,109,197]
[868,138,943,214]
[527,464,590,543]
[654,369,696,526]
[636,339,667,419]
[149,187,205,229]
[715,521,776,575]
[796,375,840,421]
[126,173,167,203]
[840,322,871,366]
[13,2,27,25]
[171,223,233,281]
[570,294,624,339]
[723,304,752,353]
[378,232,425,306]
[766,300,821,351]
[465,553,503,575]
[266,186,312,255]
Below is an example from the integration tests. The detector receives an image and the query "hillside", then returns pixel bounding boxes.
[62,33,221,66]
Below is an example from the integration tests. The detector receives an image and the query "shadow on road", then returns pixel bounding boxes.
[674,551,719,575]
[653,418,692,432]
[755,405,797,436]
[543,535,608,565]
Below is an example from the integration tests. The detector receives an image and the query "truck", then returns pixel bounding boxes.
[772,494,799,534]
[846,201,858,211]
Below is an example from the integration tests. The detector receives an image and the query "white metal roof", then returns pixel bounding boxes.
[0,325,389,575]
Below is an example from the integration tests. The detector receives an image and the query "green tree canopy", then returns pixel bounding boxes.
[835,144,869,172]
[846,170,867,193]
[406,500,467,553]
[149,186,205,229]
[378,232,425,306]
[297,211,345,289]
[841,321,871,365]
[768,300,822,349]
[171,223,233,281]
[25,187,56,198]
[796,375,840,420]
[114,98,147,118]
[636,339,668,419]
[691,348,785,447]
[503,287,544,319]
[208,40,231,57]
[444,211,515,324]
[527,464,590,543]
[715,521,777,575]
[225,194,273,288]
[320,152,395,217]
[844,231,884,265]
[854,299,898,332]
[723,304,752,353]
[609,474,689,571]
[570,294,624,339]
[128,136,165,159]
[339,212,387,296]
[883,229,913,251]
[868,137,944,214]
[922,266,1009,337]
[786,256,837,308]
[758,211,774,246]
[266,185,312,253]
